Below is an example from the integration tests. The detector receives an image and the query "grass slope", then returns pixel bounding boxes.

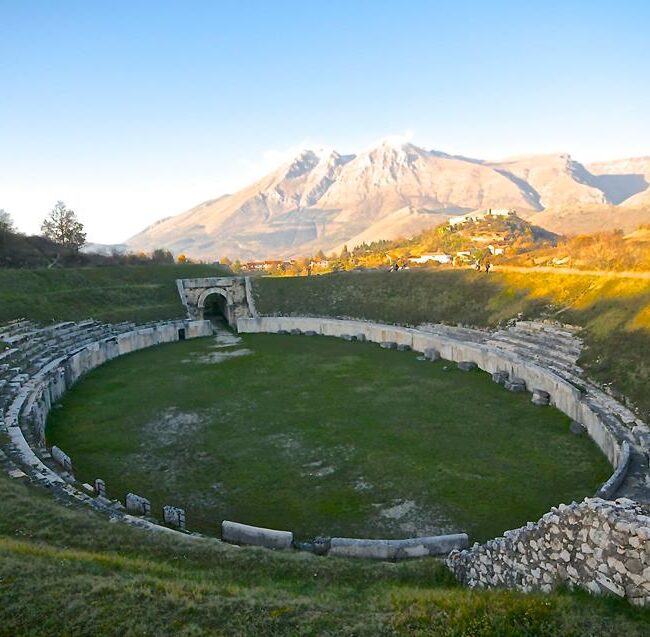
[253,271,650,418]
[1,469,650,636]
[0,264,228,324]
[46,334,609,543]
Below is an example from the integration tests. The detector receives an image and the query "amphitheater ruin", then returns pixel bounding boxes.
[0,276,649,604]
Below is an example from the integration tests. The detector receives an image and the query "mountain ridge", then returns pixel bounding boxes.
[126,142,650,259]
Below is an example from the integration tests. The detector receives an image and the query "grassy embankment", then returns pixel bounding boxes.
[1,466,650,636]
[0,264,228,324]
[46,333,609,543]
[253,270,650,419]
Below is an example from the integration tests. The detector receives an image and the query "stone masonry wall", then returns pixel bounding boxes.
[446,498,650,604]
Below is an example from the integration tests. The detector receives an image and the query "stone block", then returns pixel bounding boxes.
[303,330,317,336]
[125,493,151,516]
[289,328,302,336]
[423,348,440,361]
[276,329,289,335]
[396,344,411,351]
[341,334,354,341]
[492,371,509,384]
[329,533,468,560]
[570,421,586,435]
[458,361,478,372]
[51,446,73,472]
[380,341,397,349]
[355,333,367,342]
[163,505,186,530]
[94,478,106,498]
[505,378,526,392]
[222,520,293,549]
[532,389,550,406]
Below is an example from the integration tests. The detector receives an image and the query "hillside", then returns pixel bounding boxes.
[527,205,650,236]
[0,264,228,324]
[126,141,650,261]
[2,466,649,636]
[286,213,557,275]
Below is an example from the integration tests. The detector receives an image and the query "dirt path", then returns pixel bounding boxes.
[491,265,650,279]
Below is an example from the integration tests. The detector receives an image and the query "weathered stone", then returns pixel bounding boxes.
[94,478,106,498]
[423,347,440,361]
[162,505,186,530]
[531,389,550,406]
[504,378,526,392]
[289,328,302,336]
[396,343,411,351]
[303,330,318,336]
[458,361,477,372]
[570,421,586,435]
[329,533,468,560]
[222,520,293,549]
[492,370,509,384]
[125,493,151,516]
[380,341,397,349]
[51,446,73,472]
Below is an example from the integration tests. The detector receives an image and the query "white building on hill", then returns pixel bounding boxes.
[408,253,453,265]
[448,208,516,227]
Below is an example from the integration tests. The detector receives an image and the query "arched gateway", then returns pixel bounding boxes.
[176,276,257,328]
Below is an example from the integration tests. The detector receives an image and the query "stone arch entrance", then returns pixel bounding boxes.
[176,276,257,329]
[198,289,230,324]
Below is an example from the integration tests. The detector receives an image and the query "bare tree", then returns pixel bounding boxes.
[0,209,15,234]
[41,201,86,251]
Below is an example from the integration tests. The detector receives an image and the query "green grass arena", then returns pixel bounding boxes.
[46,329,611,543]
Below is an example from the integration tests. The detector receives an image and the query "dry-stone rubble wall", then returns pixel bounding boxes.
[447,498,650,605]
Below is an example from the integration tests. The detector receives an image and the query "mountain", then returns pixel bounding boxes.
[126,142,650,260]
[587,157,650,206]
[486,154,608,209]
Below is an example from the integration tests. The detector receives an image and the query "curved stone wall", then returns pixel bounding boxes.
[2,314,649,601]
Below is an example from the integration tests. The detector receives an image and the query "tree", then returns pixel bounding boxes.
[0,209,15,234]
[151,248,174,264]
[41,201,86,251]
[177,254,188,264]
[219,256,233,266]
[340,245,351,261]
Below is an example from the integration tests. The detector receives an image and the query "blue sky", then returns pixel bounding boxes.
[1,1,649,243]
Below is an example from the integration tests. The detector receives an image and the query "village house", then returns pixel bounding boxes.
[241,260,291,272]
[408,253,453,265]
